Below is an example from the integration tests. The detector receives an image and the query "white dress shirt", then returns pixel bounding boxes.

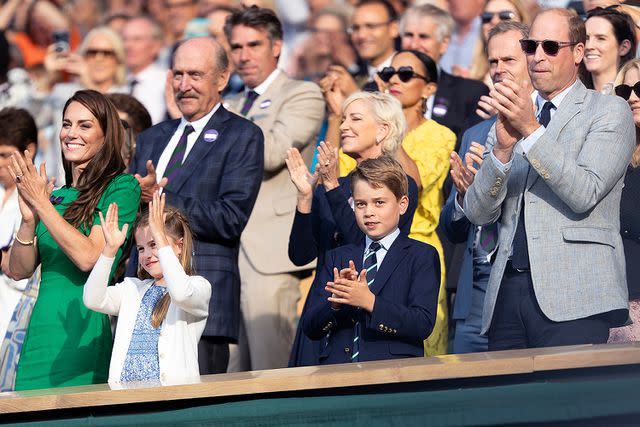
[83,246,211,386]
[250,68,281,94]
[363,227,401,268]
[155,103,220,182]
[128,63,168,124]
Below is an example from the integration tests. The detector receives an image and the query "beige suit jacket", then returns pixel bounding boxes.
[225,71,325,275]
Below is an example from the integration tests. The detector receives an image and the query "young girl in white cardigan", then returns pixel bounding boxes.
[84,192,211,385]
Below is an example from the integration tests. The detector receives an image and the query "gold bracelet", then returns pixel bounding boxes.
[14,235,35,246]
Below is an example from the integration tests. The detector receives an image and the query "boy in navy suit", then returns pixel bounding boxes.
[302,157,440,365]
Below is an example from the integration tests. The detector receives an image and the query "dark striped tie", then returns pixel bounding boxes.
[163,124,194,185]
[352,241,381,362]
[240,90,258,116]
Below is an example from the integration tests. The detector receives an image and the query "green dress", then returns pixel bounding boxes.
[14,174,140,391]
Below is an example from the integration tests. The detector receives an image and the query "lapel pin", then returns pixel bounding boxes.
[259,100,272,109]
[203,129,219,142]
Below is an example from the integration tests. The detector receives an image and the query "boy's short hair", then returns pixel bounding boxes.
[350,156,408,200]
[0,108,38,152]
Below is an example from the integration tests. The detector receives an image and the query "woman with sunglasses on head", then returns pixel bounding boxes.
[463,0,530,84]
[4,90,140,390]
[39,26,127,185]
[609,58,640,343]
[582,7,636,94]
[360,50,455,356]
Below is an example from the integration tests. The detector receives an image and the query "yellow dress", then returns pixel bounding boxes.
[339,120,456,356]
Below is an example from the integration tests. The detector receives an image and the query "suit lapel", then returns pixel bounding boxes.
[150,119,181,166]
[166,106,232,192]
[368,234,410,295]
[246,72,287,119]
[525,82,585,191]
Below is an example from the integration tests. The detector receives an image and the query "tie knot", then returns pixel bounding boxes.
[538,101,555,127]
[541,101,554,113]
[246,90,259,101]
[183,124,195,136]
[368,242,382,253]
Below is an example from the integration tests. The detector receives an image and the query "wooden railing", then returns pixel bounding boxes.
[1,342,639,415]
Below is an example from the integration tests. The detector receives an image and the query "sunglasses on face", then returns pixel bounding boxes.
[519,39,578,56]
[481,10,516,24]
[84,48,116,58]
[615,82,640,100]
[378,66,429,83]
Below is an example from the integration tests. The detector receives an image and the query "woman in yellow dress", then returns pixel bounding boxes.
[340,50,455,355]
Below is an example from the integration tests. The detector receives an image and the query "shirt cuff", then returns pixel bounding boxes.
[520,125,545,154]
[490,150,513,173]
[453,196,466,221]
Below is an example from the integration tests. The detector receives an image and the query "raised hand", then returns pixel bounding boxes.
[135,160,167,203]
[316,141,339,191]
[9,150,50,209]
[148,191,170,248]
[99,203,129,258]
[476,94,497,120]
[326,268,375,312]
[285,148,317,198]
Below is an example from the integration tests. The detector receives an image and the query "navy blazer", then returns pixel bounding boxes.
[288,175,418,268]
[301,234,440,365]
[440,117,495,321]
[287,174,417,367]
[432,70,488,151]
[128,106,264,341]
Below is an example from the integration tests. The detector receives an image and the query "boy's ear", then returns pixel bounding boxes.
[398,195,409,215]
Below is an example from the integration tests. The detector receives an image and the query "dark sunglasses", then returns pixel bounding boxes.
[378,66,429,83]
[481,11,516,24]
[615,82,640,100]
[519,39,578,56]
[84,48,116,58]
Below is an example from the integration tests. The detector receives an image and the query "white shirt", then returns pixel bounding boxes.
[249,68,281,94]
[363,228,400,268]
[128,63,168,125]
[367,53,395,80]
[155,103,221,182]
[83,246,211,386]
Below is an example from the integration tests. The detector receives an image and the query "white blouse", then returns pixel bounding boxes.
[83,246,211,386]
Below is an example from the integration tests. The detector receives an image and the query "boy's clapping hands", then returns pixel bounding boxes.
[326,260,376,313]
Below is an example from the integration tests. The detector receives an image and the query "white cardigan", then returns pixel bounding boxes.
[83,246,211,386]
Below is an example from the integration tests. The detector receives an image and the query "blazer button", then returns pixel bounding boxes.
[344,347,350,353]
[379,324,384,331]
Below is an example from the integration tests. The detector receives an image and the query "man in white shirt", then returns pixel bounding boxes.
[223,6,325,372]
[122,16,167,124]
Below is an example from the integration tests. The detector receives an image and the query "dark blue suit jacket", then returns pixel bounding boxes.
[440,117,494,321]
[128,106,264,341]
[301,234,440,365]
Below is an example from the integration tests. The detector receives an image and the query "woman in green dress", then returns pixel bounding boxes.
[5,90,140,390]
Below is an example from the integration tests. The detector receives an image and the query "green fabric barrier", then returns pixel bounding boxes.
[6,376,640,426]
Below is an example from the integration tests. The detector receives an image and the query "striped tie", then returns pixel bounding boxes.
[240,90,259,116]
[163,124,194,186]
[352,241,381,362]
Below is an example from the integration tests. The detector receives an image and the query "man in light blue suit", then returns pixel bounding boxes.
[441,21,530,353]
[463,9,635,350]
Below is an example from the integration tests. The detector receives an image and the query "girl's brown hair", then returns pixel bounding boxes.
[134,206,195,328]
[61,90,126,231]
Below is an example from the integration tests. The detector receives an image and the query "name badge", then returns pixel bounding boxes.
[260,100,272,109]
[203,129,219,142]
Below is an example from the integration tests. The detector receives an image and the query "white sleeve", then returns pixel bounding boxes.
[157,246,211,318]
[83,254,123,316]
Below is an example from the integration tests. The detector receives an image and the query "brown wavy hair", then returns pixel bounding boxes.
[134,206,195,328]
[61,90,126,231]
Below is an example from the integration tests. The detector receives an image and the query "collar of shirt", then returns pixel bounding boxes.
[367,53,395,79]
[155,103,221,183]
[247,68,281,96]
[364,227,400,268]
[534,79,578,116]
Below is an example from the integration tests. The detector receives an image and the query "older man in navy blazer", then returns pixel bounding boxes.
[129,37,264,374]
